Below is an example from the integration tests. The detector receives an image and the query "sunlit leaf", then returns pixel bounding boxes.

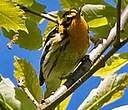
[60,0,105,9]
[88,17,108,28]
[55,95,72,110]
[0,76,36,110]
[94,53,128,78]
[0,0,27,32]
[78,73,128,110]
[81,4,105,17]
[12,0,34,7]
[2,19,42,50]
[14,57,42,102]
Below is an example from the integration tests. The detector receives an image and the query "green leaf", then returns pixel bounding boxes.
[0,0,27,32]
[2,19,42,50]
[0,76,36,110]
[14,57,42,102]
[78,73,128,110]
[88,17,108,28]
[81,4,105,18]
[12,0,34,7]
[94,53,128,78]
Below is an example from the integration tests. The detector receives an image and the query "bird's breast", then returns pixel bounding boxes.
[68,16,89,55]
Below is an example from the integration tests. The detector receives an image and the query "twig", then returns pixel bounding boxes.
[18,5,58,24]
[22,87,39,107]
[7,33,19,49]
[41,5,128,110]
[17,79,40,109]
[115,0,121,46]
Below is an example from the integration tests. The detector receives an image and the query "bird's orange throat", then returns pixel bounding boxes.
[68,16,89,53]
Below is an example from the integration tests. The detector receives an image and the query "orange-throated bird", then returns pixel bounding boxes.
[39,9,89,97]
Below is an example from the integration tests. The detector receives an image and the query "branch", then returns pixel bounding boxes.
[18,5,58,24]
[115,0,121,46]
[40,5,128,110]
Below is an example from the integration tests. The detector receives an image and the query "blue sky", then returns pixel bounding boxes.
[0,0,128,110]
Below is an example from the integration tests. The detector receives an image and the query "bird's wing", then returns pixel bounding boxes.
[39,26,69,86]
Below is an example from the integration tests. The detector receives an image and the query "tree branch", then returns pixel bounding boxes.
[18,5,58,24]
[115,0,121,46]
[40,5,128,110]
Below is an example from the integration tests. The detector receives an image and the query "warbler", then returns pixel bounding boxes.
[39,9,89,97]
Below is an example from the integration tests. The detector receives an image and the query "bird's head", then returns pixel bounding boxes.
[58,9,82,33]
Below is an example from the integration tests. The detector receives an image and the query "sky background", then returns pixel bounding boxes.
[0,0,128,110]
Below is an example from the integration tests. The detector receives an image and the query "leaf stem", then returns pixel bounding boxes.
[19,5,58,24]
[115,0,121,46]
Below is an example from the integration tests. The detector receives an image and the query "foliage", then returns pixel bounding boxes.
[0,0,27,32]
[14,57,42,102]
[0,0,128,110]
[78,73,128,110]
[94,53,128,78]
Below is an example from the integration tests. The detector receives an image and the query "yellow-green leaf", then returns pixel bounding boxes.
[55,95,72,110]
[12,0,34,7]
[88,17,108,28]
[14,57,42,102]
[0,0,27,32]
[94,53,128,78]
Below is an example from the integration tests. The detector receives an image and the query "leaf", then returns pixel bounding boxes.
[14,57,42,102]
[2,19,42,50]
[112,105,128,110]
[88,17,108,28]
[81,4,106,17]
[0,0,27,32]
[0,76,36,110]
[78,73,128,110]
[94,53,128,78]
[12,0,34,7]
[55,95,71,110]
[60,0,105,9]
[84,4,116,38]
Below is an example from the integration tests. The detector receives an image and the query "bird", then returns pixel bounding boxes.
[39,9,90,98]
